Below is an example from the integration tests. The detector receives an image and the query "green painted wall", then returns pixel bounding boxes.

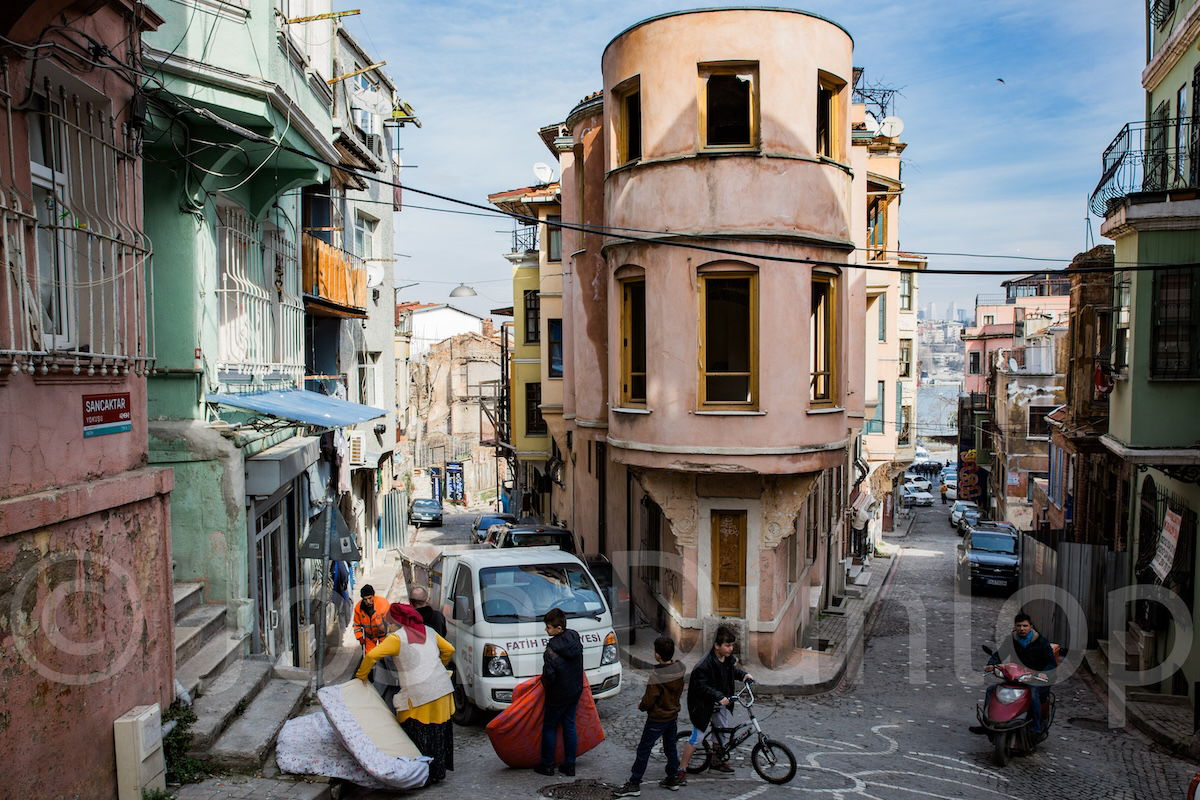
[1109,230,1200,448]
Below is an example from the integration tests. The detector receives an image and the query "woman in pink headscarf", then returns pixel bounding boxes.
[357,602,456,784]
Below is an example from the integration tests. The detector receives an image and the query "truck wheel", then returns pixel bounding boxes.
[451,670,480,726]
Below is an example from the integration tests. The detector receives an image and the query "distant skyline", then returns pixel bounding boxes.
[351,2,1145,318]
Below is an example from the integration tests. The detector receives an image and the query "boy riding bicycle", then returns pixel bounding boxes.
[678,626,754,780]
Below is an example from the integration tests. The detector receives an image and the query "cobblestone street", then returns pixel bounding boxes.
[337,506,1199,800]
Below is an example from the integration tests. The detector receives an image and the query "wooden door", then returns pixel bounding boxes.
[711,510,747,616]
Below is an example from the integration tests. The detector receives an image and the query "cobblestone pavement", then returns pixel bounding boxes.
[332,505,1199,800]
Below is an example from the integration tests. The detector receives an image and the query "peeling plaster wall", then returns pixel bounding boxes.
[0,486,173,800]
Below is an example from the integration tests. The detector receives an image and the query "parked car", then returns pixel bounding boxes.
[949,500,978,528]
[957,525,1020,592]
[901,488,935,507]
[471,513,517,543]
[955,507,982,535]
[943,478,958,500]
[902,473,932,492]
[409,498,443,527]
[972,520,1020,537]
[491,525,578,554]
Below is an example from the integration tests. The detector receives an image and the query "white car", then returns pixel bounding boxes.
[949,500,978,527]
[901,489,935,507]
[944,479,958,500]
[902,474,932,492]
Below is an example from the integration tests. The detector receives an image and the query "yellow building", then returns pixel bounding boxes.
[487,179,563,520]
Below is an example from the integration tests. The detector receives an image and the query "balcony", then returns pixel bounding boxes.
[512,224,538,254]
[1090,118,1200,217]
[301,233,367,318]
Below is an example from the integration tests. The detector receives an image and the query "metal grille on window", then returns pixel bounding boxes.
[216,203,303,382]
[2,80,155,375]
[1152,268,1199,378]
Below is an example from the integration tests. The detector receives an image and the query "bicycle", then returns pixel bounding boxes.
[673,679,797,784]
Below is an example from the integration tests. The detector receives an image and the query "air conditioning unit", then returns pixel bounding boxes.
[348,431,367,466]
[363,133,383,159]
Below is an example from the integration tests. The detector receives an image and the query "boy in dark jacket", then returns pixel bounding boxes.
[612,637,686,796]
[678,626,753,779]
[536,607,584,777]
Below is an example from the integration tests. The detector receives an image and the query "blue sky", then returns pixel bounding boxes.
[348,1,1146,318]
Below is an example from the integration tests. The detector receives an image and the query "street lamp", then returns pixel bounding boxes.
[449,283,478,298]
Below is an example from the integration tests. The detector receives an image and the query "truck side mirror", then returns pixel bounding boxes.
[454,595,474,624]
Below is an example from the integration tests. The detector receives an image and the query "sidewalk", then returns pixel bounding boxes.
[621,536,903,695]
[1081,643,1200,762]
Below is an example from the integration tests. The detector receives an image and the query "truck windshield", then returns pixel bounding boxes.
[972,533,1016,554]
[479,563,605,622]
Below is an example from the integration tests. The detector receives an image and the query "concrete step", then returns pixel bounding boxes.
[207,679,308,771]
[177,631,248,700]
[1086,646,1126,708]
[173,582,205,622]
[175,604,227,666]
[188,659,274,753]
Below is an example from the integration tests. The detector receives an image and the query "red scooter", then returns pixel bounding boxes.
[975,644,1056,766]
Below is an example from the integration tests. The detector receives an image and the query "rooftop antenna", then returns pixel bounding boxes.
[1084,193,1095,250]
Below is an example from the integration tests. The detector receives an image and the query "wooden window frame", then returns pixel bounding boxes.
[525,381,547,436]
[619,273,647,406]
[816,70,846,162]
[899,271,914,311]
[899,338,913,378]
[698,61,760,152]
[545,214,562,262]
[876,293,887,342]
[523,289,540,344]
[698,270,759,409]
[547,318,563,379]
[614,76,642,165]
[810,272,838,406]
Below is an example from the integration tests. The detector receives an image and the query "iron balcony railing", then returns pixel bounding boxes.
[1090,117,1200,217]
[512,224,538,254]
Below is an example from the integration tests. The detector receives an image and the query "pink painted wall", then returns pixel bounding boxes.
[598,9,860,472]
[0,470,174,799]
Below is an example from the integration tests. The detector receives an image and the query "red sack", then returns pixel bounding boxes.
[485,676,605,768]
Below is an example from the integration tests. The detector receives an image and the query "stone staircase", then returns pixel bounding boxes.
[173,583,308,772]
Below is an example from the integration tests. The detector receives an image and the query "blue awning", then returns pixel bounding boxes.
[206,389,386,428]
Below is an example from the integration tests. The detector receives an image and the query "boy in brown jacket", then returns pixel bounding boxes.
[612,637,686,796]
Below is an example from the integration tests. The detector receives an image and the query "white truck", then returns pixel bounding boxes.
[423,546,622,724]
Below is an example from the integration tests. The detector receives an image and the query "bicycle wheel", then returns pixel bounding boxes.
[674,731,711,774]
[751,738,797,784]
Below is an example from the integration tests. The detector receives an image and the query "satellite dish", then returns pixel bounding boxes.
[863,111,880,135]
[878,116,905,138]
[532,162,554,184]
[365,263,385,288]
[1008,357,1020,372]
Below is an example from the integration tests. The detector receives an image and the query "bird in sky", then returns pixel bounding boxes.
[996,78,1006,84]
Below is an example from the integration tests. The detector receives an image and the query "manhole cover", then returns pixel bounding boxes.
[539,779,619,800]
[1068,716,1121,733]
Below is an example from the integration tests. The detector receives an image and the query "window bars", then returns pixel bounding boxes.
[1,77,155,375]
[216,203,303,382]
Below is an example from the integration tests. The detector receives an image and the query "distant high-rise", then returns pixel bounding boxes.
[927,301,939,320]
[946,301,959,321]
[956,308,970,324]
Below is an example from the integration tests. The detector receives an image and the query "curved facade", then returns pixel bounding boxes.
[600,8,859,475]
[516,8,870,668]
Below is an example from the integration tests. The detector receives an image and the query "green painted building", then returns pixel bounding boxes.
[142,0,343,664]
[1092,0,1200,704]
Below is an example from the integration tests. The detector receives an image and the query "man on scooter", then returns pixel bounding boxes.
[987,613,1057,734]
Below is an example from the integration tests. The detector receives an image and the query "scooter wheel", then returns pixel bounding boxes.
[992,731,1010,766]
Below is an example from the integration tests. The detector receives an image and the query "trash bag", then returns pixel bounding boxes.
[485,676,604,768]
